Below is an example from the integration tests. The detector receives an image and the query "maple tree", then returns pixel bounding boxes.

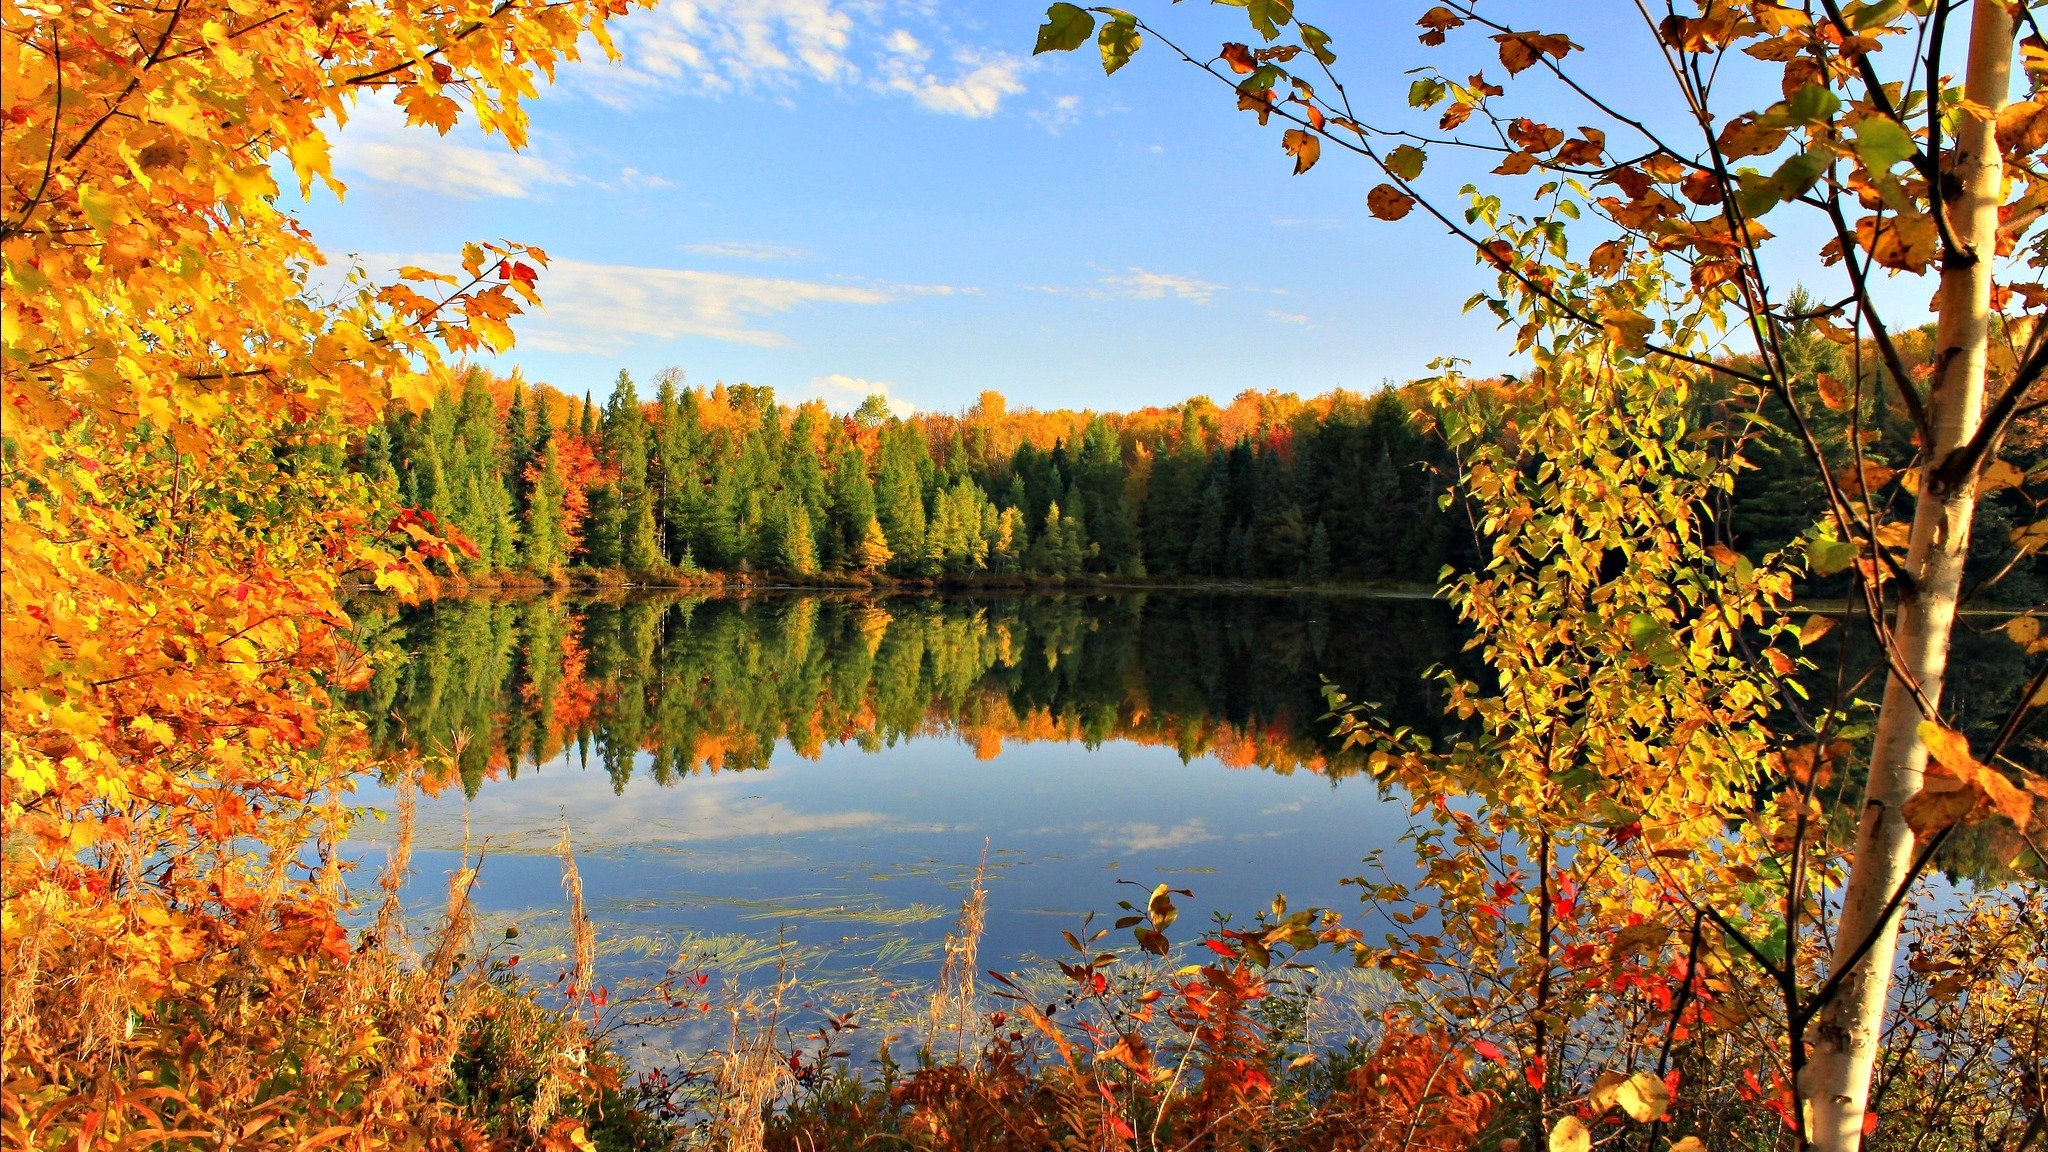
[0,0,645,1139]
[1039,1,2048,1148]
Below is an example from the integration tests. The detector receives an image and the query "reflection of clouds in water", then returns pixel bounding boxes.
[1092,820,1216,854]
[1261,800,1305,816]
[354,768,954,855]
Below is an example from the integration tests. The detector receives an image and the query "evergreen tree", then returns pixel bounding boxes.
[1071,418,1134,574]
[1306,519,1332,582]
[1187,476,1227,575]
[606,371,663,571]
[875,424,930,574]
[504,378,532,515]
[523,407,568,575]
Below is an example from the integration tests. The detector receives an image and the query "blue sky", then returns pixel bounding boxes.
[291,1,1893,416]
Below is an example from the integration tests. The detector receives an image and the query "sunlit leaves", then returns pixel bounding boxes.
[1094,11,1141,74]
[1282,128,1321,174]
[1549,1115,1592,1152]
[1904,723,2034,836]
[1854,117,1917,173]
[1493,31,1577,76]
[1385,144,1427,181]
[1245,0,1294,42]
[1034,3,1094,54]
[1417,6,1464,46]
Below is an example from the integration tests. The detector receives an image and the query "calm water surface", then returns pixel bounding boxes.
[347,591,1465,1033]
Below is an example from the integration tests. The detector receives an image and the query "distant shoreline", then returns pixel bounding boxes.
[342,568,1445,601]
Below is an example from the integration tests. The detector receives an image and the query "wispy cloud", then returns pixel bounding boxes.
[1091,820,1216,854]
[1102,268,1223,304]
[1266,310,1312,327]
[327,99,578,199]
[366,254,959,354]
[1033,94,1083,134]
[686,241,810,261]
[341,140,576,199]
[804,374,917,417]
[1027,268,1227,304]
[881,48,1027,119]
[584,0,1030,118]
[611,0,857,95]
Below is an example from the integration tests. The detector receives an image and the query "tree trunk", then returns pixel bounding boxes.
[1804,4,2012,1150]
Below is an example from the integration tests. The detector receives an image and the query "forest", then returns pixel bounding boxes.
[362,311,2044,600]
[362,373,1460,585]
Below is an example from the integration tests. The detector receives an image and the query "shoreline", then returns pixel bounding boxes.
[343,568,1446,601]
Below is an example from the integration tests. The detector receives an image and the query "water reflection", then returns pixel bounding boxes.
[350,591,1461,798]
[342,591,1459,1022]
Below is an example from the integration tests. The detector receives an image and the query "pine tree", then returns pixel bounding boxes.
[523,412,568,576]
[604,371,663,571]
[1306,519,1332,582]
[1077,417,1137,574]
[1187,477,1226,575]
[505,378,532,515]
[874,424,930,573]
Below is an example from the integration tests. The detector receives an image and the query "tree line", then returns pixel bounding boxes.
[356,372,1465,586]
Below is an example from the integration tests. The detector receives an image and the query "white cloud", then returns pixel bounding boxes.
[327,98,577,199]
[344,140,575,199]
[1102,268,1223,304]
[883,52,1026,119]
[883,28,927,60]
[587,1,1029,118]
[1267,310,1312,327]
[686,241,810,260]
[612,0,857,95]
[617,166,675,190]
[1092,820,1216,854]
[804,374,917,417]
[367,253,957,354]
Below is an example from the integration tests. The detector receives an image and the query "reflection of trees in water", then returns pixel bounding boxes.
[350,593,1463,799]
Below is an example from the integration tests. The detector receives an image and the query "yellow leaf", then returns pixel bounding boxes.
[1282,128,1322,174]
[2004,615,2040,646]
[1798,614,1837,646]
[1549,1115,1591,1152]
[1616,1071,1670,1121]
[1589,1070,1628,1116]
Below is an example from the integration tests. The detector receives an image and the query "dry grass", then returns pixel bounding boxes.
[925,842,990,1062]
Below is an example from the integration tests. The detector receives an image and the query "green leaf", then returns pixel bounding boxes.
[1771,149,1828,198]
[1098,17,1141,74]
[1247,0,1293,41]
[1807,535,1860,576]
[1385,144,1427,181]
[1299,22,1336,65]
[1034,3,1094,54]
[1408,77,1447,109]
[1734,169,1782,220]
[1787,83,1841,126]
[1849,0,1908,30]
[1854,117,1917,173]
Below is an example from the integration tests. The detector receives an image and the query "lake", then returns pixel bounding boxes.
[345,590,1464,1048]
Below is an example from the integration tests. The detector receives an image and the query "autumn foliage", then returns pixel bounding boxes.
[0,0,647,1140]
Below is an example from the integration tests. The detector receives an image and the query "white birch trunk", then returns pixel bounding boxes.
[1803,3,2012,1149]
